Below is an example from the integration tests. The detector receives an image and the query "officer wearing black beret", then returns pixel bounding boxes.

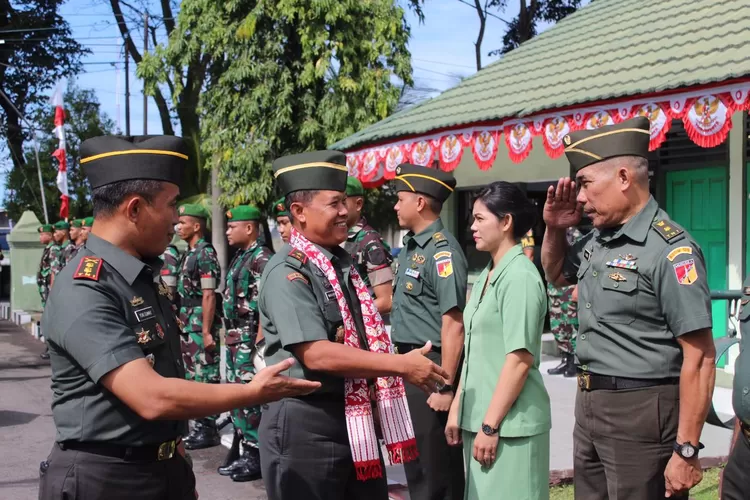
[39,135,319,500]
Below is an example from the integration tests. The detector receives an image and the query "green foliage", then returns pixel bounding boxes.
[490,0,582,55]
[4,82,115,222]
[364,184,399,232]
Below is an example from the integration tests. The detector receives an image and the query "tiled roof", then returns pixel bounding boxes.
[331,0,750,151]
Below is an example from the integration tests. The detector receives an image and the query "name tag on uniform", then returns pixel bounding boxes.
[134,306,156,323]
[405,268,420,279]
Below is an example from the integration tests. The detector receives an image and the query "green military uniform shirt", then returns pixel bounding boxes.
[223,242,273,342]
[259,243,369,395]
[159,244,181,288]
[37,242,64,304]
[562,196,712,379]
[391,218,468,346]
[733,277,750,425]
[43,234,187,445]
[177,237,221,332]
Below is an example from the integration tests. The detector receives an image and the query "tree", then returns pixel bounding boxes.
[0,0,86,176]
[147,0,413,211]
[4,83,116,223]
[490,0,582,55]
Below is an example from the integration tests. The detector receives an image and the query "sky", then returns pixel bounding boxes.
[0,0,523,204]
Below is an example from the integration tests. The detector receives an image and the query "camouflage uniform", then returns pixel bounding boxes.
[177,238,221,400]
[547,227,582,354]
[62,240,79,265]
[223,242,273,448]
[37,242,64,307]
[159,244,181,301]
[343,216,393,295]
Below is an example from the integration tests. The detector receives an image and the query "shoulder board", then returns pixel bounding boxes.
[285,249,308,269]
[74,256,103,281]
[433,232,449,248]
[651,220,684,242]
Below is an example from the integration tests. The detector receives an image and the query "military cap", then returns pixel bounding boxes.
[346,176,365,197]
[226,205,261,222]
[178,203,209,220]
[82,217,94,228]
[70,219,83,228]
[53,221,70,230]
[394,163,456,203]
[38,224,54,233]
[272,198,289,218]
[272,150,348,196]
[564,116,651,172]
[80,135,188,189]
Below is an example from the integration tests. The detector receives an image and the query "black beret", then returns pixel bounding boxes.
[564,117,651,172]
[393,163,456,202]
[272,150,348,196]
[80,135,188,189]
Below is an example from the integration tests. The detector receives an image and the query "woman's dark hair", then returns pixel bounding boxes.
[474,181,537,240]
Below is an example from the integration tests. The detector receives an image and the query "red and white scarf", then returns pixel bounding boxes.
[290,228,418,480]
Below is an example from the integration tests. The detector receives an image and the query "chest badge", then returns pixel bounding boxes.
[584,248,592,261]
[405,268,420,279]
[606,258,637,270]
[158,280,173,300]
[608,272,627,282]
[619,254,637,261]
[136,328,151,344]
[335,326,346,344]
[130,296,145,307]
[411,254,425,265]
[155,323,165,339]
[405,282,414,291]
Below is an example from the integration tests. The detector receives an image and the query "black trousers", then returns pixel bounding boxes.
[259,396,389,500]
[38,443,196,500]
[574,383,687,500]
[722,427,750,500]
[402,351,465,500]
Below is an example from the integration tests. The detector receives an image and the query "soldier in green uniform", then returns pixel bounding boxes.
[82,216,94,236]
[160,236,182,301]
[37,224,64,360]
[53,221,77,265]
[176,203,222,450]
[38,134,319,500]
[272,197,292,244]
[391,162,468,500]
[259,150,449,500]
[723,277,750,499]
[541,117,716,500]
[218,204,273,482]
[343,176,394,314]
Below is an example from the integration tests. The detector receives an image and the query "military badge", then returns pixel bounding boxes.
[134,306,155,322]
[606,258,637,270]
[145,354,155,367]
[286,272,309,284]
[155,323,165,339]
[434,251,453,278]
[130,296,145,307]
[405,282,414,291]
[673,258,698,285]
[136,328,151,344]
[563,134,571,146]
[405,268,420,279]
[411,253,426,265]
[179,206,185,214]
[158,280,172,300]
[620,254,637,261]
[666,246,693,262]
[335,326,345,343]
[584,248,592,261]
[226,210,233,219]
[74,256,103,281]
[652,220,683,241]
[608,272,627,282]
[276,203,285,212]
[433,232,446,243]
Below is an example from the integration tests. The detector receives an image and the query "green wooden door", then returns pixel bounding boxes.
[665,167,728,350]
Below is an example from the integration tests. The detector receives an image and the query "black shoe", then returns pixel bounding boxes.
[217,431,242,476]
[547,354,569,375]
[184,420,221,450]
[184,420,203,444]
[563,356,577,378]
[40,348,50,360]
[230,446,262,482]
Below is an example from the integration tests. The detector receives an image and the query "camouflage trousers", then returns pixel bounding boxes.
[548,285,578,355]
[226,332,261,448]
[180,329,220,421]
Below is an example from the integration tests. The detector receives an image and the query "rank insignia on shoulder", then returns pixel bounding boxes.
[433,232,449,247]
[652,220,684,242]
[74,256,103,281]
[287,272,309,285]
[130,296,145,307]
[288,249,308,265]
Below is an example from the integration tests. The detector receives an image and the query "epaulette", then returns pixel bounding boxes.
[651,219,684,242]
[285,248,308,269]
[74,256,103,281]
[433,232,449,248]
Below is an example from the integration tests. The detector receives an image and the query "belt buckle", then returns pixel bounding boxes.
[157,440,176,461]
[577,373,591,391]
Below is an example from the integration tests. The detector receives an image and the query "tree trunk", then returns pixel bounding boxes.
[473,0,487,71]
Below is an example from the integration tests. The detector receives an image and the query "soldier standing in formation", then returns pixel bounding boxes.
[38,134,319,500]
[258,151,448,500]
[68,219,83,260]
[37,223,63,360]
[160,236,182,301]
[343,176,394,315]
[176,203,222,450]
[541,117,716,499]
[82,216,94,236]
[218,205,273,483]
[272,197,292,244]
[52,221,76,264]
[391,163,468,500]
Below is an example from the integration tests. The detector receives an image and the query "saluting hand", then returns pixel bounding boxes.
[250,358,322,404]
[401,341,449,394]
[664,454,702,497]
[543,177,583,229]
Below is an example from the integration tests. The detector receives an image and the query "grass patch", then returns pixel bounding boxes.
[550,467,722,500]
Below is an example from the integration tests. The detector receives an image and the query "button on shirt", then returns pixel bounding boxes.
[561,197,712,379]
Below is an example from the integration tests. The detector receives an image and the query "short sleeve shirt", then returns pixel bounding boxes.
[458,245,550,437]
[391,219,468,346]
[159,245,181,287]
[43,234,187,445]
[343,216,393,290]
[561,197,712,379]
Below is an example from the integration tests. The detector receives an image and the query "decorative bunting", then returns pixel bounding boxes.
[438,134,464,171]
[472,130,499,170]
[383,146,404,179]
[542,117,570,158]
[634,102,672,151]
[683,94,733,148]
[585,110,615,130]
[504,122,533,164]
[410,140,434,166]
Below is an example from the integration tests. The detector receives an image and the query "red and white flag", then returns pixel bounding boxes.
[50,86,69,219]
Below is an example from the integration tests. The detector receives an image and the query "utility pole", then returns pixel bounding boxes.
[143,12,148,134]
[124,38,131,136]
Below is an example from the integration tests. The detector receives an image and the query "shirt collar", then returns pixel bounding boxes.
[488,245,524,285]
[404,218,445,249]
[317,242,354,273]
[597,196,658,244]
[85,234,163,285]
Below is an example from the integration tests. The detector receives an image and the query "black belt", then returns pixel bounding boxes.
[577,371,679,391]
[57,438,180,462]
[394,342,441,355]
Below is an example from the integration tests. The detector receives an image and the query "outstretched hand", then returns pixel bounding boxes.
[402,341,449,394]
[543,177,583,229]
[250,358,321,404]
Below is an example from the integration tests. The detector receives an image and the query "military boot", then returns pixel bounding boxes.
[217,430,242,476]
[184,419,203,445]
[184,419,221,450]
[563,354,577,378]
[547,353,570,375]
[230,445,262,482]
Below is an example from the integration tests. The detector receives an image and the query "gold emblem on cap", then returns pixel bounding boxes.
[226,210,232,219]
[276,203,285,212]
[179,206,185,214]
[563,135,571,146]
[396,166,402,174]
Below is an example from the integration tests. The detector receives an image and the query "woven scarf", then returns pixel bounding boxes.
[290,228,418,480]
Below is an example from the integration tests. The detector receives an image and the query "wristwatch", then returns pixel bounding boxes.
[481,423,499,436]
[673,441,704,459]
[438,383,455,394]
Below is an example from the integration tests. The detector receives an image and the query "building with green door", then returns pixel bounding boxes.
[331,0,750,380]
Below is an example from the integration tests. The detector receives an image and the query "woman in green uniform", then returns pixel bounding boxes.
[446,181,551,500]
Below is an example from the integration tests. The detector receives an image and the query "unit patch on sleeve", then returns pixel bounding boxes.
[673,258,698,285]
[434,251,453,278]
[74,256,103,281]
[666,246,693,262]
[286,272,309,285]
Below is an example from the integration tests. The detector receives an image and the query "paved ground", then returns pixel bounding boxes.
[0,320,733,499]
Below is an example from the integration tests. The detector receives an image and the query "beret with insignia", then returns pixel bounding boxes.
[53,220,70,230]
[346,176,365,197]
[272,198,289,218]
[82,217,94,228]
[80,135,188,189]
[394,163,456,203]
[272,150,348,196]
[564,116,651,173]
[70,219,83,228]
[178,203,210,220]
[226,205,261,222]
[38,224,54,233]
